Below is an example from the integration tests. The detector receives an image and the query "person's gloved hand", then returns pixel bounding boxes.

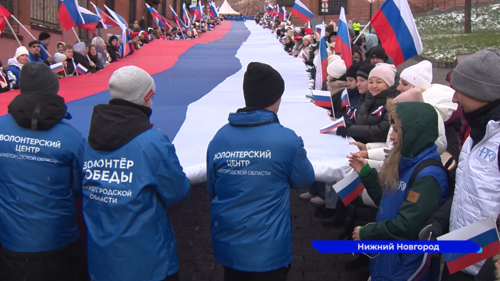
[336,126,347,137]
[418,220,443,241]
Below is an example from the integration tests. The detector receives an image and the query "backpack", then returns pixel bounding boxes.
[408,157,455,193]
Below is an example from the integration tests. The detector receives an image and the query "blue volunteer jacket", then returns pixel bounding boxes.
[207,109,315,272]
[369,146,448,281]
[6,64,21,89]
[83,129,191,281]
[0,114,84,252]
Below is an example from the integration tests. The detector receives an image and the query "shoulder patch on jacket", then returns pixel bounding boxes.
[407,190,420,203]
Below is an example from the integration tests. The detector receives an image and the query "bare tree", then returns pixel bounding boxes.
[464,0,471,33]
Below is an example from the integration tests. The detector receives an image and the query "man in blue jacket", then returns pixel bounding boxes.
[82,65,191,281]
[0,62,86,281]
[207,62,316,281]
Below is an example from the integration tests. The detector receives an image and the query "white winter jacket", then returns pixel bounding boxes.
[450,120,500,276]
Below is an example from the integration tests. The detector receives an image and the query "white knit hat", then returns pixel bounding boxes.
[109,66,156,106]
[400,60,433,90]
[15,46,29,59]
[54,53,67,63]
[327,58,346,79]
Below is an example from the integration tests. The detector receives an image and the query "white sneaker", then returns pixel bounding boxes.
[299,192,315,200]
[310,197,325,205]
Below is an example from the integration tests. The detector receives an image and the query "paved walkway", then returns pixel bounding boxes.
[169,184,370,281]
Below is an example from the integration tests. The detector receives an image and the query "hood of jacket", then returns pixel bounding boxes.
[88,99,153,151]
[229,109,279,127]
[422,84,457,122]
[387,100,439,158]
[8,93,68,130]
[365,34,378,52]
[7,57,23,69]
[327,80,347,96]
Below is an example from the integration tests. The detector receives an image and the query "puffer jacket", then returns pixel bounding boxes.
[207,109,315,272]
[346,87,398,143]
[83,99,190,281]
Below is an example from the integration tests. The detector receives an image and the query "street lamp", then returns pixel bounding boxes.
[321,0,328,23]
[368,0,375,32]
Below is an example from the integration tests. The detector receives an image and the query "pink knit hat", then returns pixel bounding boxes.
[368,63,397,87]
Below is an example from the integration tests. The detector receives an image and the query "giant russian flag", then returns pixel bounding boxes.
[90,2,118,29]
[311,90,332,109]
[334,7,352,68]
[320,117,346,134]
[438,217,500,275]
[291,0,314,23]
[314,23,328,91]
[333,171,365,206]
[0,3,12,35]
[76,5,101,31]
[370,0,423,66]
[58,0,84,31]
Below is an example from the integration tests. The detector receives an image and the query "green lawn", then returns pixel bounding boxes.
[416,4,500,62]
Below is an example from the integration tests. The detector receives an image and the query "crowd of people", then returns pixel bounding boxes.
[0,15,498,281]
[258,14,499,281]
[0,17,224,92]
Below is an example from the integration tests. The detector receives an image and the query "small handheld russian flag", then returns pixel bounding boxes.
[50,62,64,74]
[320,116,345,134]
[371,105,384,118]
[340,89,350,109]
[76,63,88,75]
[438,216,500,275]
[333,171,365,206]
[311,90,333,109]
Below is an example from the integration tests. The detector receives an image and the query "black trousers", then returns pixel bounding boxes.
[224,264,291,281]
[1,237,88,281]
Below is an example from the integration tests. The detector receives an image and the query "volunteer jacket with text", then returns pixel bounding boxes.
[0,93,84,253]
[207,109,315,272]
[83,99,190,281]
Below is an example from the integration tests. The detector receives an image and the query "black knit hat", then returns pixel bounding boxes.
[38,32,51,41]
[20,62,59,95]
[356,64,376,79]
[369,46,388,62]
[243,62,284,108]
[28,40,40,47]
[346,62,363,78]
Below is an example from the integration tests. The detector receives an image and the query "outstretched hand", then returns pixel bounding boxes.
[349,141,367,151]
[347,152,366,173]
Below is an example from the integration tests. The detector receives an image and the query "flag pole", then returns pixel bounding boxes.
[4,16,22,47]
[10,14,52,57]
[352,21,371,44]
[72,27,82,43]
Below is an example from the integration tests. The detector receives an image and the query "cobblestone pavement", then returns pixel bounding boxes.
[169,184,370,281]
